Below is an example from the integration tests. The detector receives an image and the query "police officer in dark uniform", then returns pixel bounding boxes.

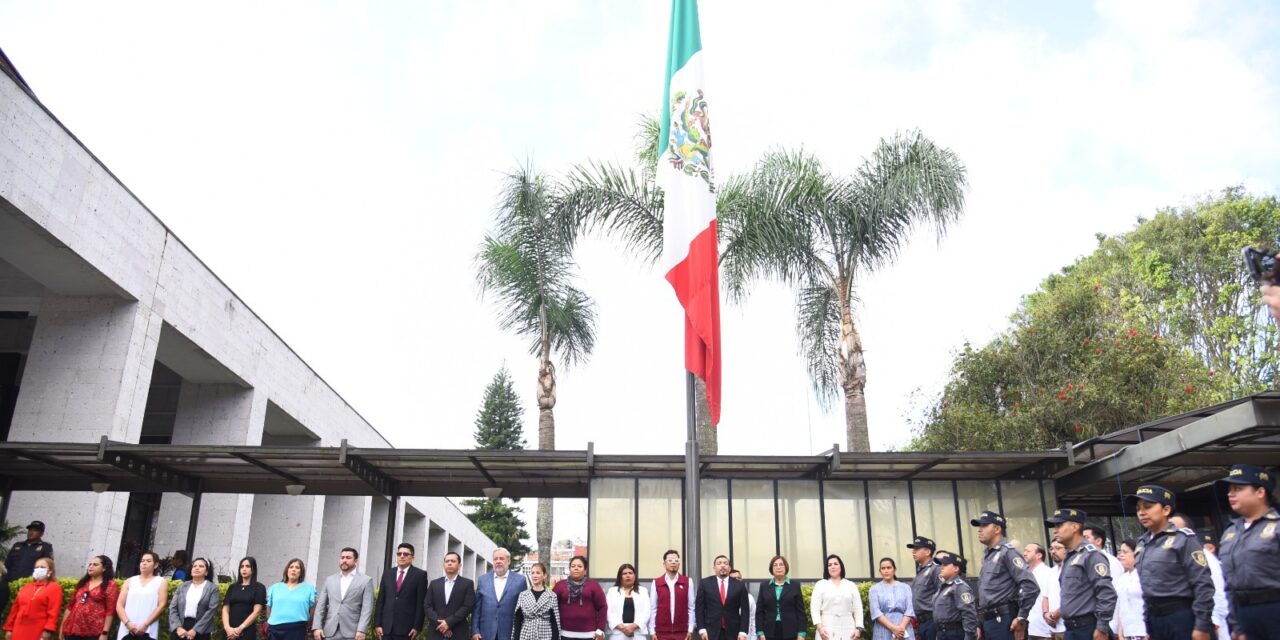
[909,536,942,640]
[1045,508,1115,640]
[932,553,978,640]
[1216,464,1280,640]
[4,520,53,579]
[971,511,1040,640]
[1130,484,1214,640]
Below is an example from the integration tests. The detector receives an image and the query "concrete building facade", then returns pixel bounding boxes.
[0,58,495,583]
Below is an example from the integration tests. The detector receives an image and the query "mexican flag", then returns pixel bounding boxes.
[659,0,721,425]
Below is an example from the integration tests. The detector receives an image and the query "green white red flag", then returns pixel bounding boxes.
[659,0,721,425]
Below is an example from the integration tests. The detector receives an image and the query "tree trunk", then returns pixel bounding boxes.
[695,376,717,455]
[536,357,556,561]
[838,299,870,452]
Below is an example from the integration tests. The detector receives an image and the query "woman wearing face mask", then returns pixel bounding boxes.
[169,558,222,640]
[116,551,169,640]
[61,556,120,640]
[3,557,63,640]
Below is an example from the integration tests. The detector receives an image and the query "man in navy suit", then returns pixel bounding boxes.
[471,548,528,640]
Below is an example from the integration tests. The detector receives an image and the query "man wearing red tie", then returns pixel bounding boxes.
[650,550,696,640]
[376,543,429,640]
[695,556,749,640]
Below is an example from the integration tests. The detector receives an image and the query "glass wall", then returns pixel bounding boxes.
[731,479,777,579]
[701,479,730,577]
[638,479,683,578]
[868,481,914,573]
[822,481,870,578]
[911,481,961,557]
[777,481,823,579]
[1002,480,1050,551]
[955,480,997,565]
[590,478,635,579]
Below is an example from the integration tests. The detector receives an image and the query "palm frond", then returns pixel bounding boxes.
[795,282,843,407]
[561,161,665,263]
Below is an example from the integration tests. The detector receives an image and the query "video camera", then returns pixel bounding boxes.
[1244,242,1280,283]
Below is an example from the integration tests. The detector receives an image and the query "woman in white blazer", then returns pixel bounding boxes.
[811,555,864,640]
[606,564,651,640]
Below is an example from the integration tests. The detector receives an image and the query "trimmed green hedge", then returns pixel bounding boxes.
[4,578,247,640]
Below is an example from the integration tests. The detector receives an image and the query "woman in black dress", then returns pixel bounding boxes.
[222,557,268,640]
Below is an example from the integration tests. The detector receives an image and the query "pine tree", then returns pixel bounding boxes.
[464,366,532,562]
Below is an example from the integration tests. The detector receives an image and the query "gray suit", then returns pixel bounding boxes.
[313,571,376,640]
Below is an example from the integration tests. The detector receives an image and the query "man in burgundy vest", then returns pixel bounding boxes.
[649,549,696,640]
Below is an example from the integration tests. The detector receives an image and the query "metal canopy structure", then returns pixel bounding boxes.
[0,438,1069,498]
[1056,392,1280,511]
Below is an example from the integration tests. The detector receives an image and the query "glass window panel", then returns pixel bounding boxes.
[638,479,684,579]
[1109,516,1146,551]
[823,481,871,580]
[867,481,914,575]
[701,479,730,578]
[589,478,635,580]
[777,481,822,579]
[955,481,998,566]
[1000,481,1049,552]
[731,479,777,580]
[911,481,960,557]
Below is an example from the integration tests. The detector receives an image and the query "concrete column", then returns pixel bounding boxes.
[318,496,373,582]
[153,383,265,574]
[248,494,326,584]
[7,296,161,572]
[462,548,476,580]
[403,511,427,571]
[367,497,391,584]
[427,524,448,575]
[474,555,485,579]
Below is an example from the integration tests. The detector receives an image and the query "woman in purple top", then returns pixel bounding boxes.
[553,556,607,640]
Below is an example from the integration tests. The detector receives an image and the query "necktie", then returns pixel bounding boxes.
[397,569,405,592]
[719,579,727,629]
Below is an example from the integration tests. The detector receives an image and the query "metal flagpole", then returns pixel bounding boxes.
[684,371,701,583]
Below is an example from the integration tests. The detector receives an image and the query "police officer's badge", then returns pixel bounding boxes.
[1094,562,1108,576]
[961,593,973,604]
[1012,556,1025,569]
[1223,531,1236,541]
[1263,523,1276,539]
[1192,550,1207,567]
[1162,537,1176,549]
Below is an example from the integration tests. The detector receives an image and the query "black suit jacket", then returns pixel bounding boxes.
[755,581,806,640]
[695,576,750,638]
[377,565,430,636]
[425,575,476,640]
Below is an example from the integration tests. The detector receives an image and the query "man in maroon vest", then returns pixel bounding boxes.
[649,549,696,640]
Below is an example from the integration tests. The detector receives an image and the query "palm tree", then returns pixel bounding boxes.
[560,116,737,453]
[476,162,598,559]
[719,131,967,451]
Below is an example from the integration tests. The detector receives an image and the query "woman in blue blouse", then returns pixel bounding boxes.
[868,559,913,640]
[265,559,316,640]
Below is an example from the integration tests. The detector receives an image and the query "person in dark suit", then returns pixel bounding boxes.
[427,552,475,640]
[755,556,806,640]
[376,543,429,640]
[695,556,749,640]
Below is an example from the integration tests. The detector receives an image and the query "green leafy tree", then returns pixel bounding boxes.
[719,133,967,451]
[462,367,532,563]
[462,498,531,565]
[909,188,1280,451]
[476,163,597,563]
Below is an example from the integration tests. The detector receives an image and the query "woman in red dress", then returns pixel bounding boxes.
[61,556,120,640]
[3,556,63,640]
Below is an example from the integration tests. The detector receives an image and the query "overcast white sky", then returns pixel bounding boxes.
[3,0,1279,542]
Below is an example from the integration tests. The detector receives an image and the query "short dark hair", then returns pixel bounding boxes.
[570,555,588,571]
[822,554,846,580]
[398,543,416,555]
[663,549,681,561]
[341,547,359,559]
[444,551,462,562]
[1026,543,1045,562]
[1119,539,1138,554]
[713,554,729,565]
[1082,525,1107,545]
[283,558,306,583]
[767,555,789,575]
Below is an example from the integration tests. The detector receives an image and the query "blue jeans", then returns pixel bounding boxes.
[1146,609,1193,640]
[1237,602,1280,640]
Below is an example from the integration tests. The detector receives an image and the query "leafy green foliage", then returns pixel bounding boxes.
[911,188,1278,451]
[473,367,526,451]
[461,497,531,564]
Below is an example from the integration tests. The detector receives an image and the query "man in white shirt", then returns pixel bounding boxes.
[472,548,527,640]
[1022,544,1063,640]
[1081,525,1123,637]
[728,570,754,640]
[650,549,697,640]
[1043,541,1068,637]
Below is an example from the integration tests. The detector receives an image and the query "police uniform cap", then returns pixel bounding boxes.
[934,552,966,572]
[25,521,44,532]
[969,510,1007,528]
[1045,508,1087,525]
[907,536,936,551]
[1126,484,1175,506]
[1218,464,1275,492]
[1201,533,1215,546]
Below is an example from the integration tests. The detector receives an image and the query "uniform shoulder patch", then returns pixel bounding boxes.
[1012,555,1025,569]
[1083,543,1097,551]
[1263,522,1276,539]
[961,592,973,604]
[1093,562,1108,576]
[1191,550,1207,567]
[1265,511,1278,520]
